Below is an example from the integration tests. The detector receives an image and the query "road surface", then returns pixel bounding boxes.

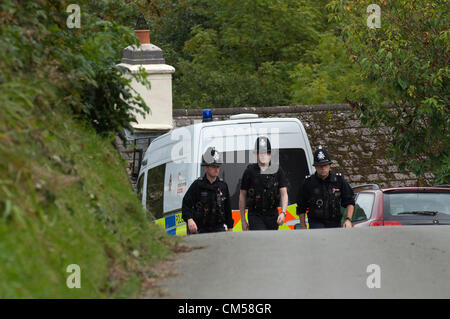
[158,225,450,298]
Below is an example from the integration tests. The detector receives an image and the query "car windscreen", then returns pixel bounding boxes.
[384,192,450,217]
[215,148,310,210]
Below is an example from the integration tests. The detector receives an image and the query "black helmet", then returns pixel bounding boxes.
[201,147,222,166]
[313,146,332,166]
[255,136,271,154]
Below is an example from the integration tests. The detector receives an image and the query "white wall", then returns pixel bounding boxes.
[118,54,175,131]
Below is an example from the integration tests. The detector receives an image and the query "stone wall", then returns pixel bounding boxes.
[173,104,434,188]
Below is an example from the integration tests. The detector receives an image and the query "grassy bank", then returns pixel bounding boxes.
[0,1,178,298]
[0,81,176,298]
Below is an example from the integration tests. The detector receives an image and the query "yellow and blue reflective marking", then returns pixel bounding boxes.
[155,203,308,236]
[155,212,187,236]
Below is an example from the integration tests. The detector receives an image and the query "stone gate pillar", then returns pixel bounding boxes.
[118,15,175,132]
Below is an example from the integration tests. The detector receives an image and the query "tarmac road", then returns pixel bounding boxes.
[158,225,450,298]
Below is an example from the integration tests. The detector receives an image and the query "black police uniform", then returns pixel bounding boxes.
[296,147,355,228]
[297,171,355,228]
[182,175,234,234]
[240,163,288,230]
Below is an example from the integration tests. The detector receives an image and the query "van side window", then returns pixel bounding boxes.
[146,164,166,219]
[137,174,144,201]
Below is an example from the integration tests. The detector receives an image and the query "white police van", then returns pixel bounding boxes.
[136,111,315,235]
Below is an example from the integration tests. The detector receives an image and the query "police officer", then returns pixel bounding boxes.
[239,137,288,230]
[182,147,234,234]
[296,146,355,229]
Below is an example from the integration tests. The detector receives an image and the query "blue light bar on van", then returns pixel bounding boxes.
[202,109,213,122]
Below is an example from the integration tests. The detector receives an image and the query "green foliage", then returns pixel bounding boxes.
[141,0,377,108]
[289,32,372,104]
[0,93,175,297]
[142,0,332,109]
[0,0,175,298]
[328,0,449,183]
[81,64,150,134]
[0,0,149,135]
[138,0,216,64]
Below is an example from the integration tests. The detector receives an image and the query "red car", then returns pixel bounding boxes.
[349,185,450,227]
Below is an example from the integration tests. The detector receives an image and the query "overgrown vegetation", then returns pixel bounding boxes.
[0,0,176,298]
[1,0,149,135]
[141,0,366,108]
[328,0,449,183]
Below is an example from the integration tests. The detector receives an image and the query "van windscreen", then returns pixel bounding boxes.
[216,148,310,210]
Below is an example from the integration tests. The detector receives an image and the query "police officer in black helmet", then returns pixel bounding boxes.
[239,137,288,231]
[296,146,355,229]
[182,147,234,234]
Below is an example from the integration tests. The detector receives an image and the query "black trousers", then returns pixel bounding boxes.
[187,224,226,235]
[308,218,341,229]
[248,213,279,230]
[199,225,226,234]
